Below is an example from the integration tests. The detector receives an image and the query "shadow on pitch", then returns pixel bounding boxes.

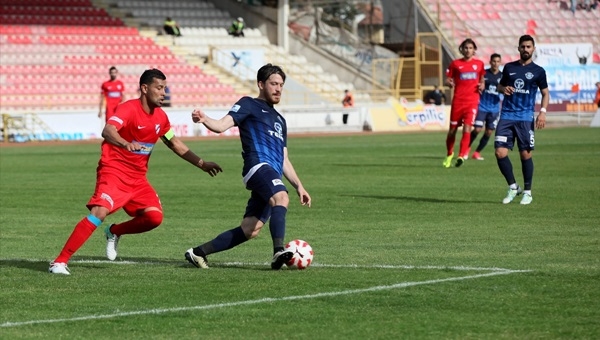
[343,194,498,204]
[0,256,272,273]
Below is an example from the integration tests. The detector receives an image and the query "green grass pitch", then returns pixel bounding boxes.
[1,127,599,338]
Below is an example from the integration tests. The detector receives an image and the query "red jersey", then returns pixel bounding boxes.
[101,79,125,113]
[446,58,485,104]
[100,99,171,181]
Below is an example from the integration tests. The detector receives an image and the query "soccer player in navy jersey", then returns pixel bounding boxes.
[186,64,312,270]
[469,53,503,160]
[495,35,549,205]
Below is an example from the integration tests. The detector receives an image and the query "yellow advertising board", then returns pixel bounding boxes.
[369,97,450,132]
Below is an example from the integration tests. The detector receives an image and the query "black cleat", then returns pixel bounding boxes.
[185,248,209,269]
[271,250,293,270]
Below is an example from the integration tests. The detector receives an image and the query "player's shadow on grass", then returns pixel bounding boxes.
[0,256,269,273]
[0,259,50,273]
[331,155,460,167]
[345,194,497,204]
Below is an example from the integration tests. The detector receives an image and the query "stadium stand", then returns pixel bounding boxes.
[0,0,247,111]
[423,0,600,62]
[0,0,358,111]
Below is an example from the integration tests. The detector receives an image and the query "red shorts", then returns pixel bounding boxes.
[87,171,161,216]
[450,103,478,127]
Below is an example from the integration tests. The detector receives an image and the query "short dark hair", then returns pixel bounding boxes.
[459,38,477,53]
[257,63,286,83]
[109,66,117,72]
[490,53,501,60]
[519,35,535,46]
[139,69,166,87]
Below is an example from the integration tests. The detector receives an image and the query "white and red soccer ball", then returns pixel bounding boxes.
[285,239,314,269]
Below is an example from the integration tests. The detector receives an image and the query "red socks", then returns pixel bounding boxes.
[459,131,471,158]
[54,217,97,264]
[446,134,456,156]
[53,211,163,264]
[109,210,163,236]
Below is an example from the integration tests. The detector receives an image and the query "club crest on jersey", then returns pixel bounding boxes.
[472,65,478,70]
[269,122,284,141]
[525,72,534,80]
[155,124,160,134]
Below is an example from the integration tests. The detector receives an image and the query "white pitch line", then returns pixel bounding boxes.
[0,269,527,328]
[6,258,528,272]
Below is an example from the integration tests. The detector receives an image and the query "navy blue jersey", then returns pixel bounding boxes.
[228,96,287,176]
[478,69,502,113]
[499,61,548,121]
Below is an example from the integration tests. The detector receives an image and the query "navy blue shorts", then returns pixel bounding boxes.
[474,110,499,130]
[494,119,535,151]
[243,165,288,223]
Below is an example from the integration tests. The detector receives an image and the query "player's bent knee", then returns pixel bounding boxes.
[144,210,163,228]
[270,191,289,207]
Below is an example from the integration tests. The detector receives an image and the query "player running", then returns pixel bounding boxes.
[469,53,503,160]
[443,38,486,168]
[49,69,222,275]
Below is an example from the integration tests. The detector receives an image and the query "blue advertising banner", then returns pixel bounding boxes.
[541,64,600,104]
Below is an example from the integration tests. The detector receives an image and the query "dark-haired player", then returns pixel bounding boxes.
[443,38,486,168]
[99,66,125,121]
[495,35,549,205]
[49,69,222,275]
[186,64,312,270]
[469,53,503,160]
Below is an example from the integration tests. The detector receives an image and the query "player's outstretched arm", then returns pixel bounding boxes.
[161,133,223,177]
[282,147,311,207]
[191,109,235,133]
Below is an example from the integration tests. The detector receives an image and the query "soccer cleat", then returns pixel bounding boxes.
[185,248,209,269]
[442,154,453,168]
[49,262,70,275]
[520,193,533,205]
[271,249,294,270]
[105,224,120,261]
[502,185,523,204]
[472,151,484,160]
[455,156,465,167]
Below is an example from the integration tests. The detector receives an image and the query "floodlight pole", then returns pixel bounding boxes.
[278,0,290,52]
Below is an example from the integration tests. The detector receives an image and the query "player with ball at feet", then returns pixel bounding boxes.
[185,63,312,270]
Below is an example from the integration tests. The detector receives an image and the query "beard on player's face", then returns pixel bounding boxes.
[520,51,532,61]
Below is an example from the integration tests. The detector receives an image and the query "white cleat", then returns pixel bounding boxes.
[185,248,209,269]
[49,262,70,275]
[520,193,533,205]
[502,186,523,204]
[105,224,120,261]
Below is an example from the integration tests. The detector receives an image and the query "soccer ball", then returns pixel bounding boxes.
[285,239,314,269]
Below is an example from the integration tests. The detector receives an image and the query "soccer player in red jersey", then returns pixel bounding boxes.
[443,39,486,168]
[99,66,125,121]
[49,69,223,275]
